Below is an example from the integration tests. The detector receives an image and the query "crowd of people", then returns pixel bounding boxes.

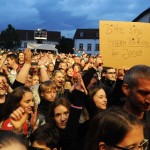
[0,48,149,150]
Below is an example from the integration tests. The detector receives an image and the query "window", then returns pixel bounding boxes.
[79,43,83,50]
[80,32,84,37]
[87,44,92,51]
[95,44,99,51]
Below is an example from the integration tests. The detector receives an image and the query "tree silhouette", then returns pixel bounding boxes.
[0,24,20,50]
[56,36,74,54]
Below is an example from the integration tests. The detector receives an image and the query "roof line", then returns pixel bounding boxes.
[132,7,150,22]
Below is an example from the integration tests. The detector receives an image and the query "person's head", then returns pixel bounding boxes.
[25,74,32,87]
[0,86,34,121]
[0,72,10,97]
[102,67,116,81]
[48,97,70,129]
[18,52,25,63]
[64,81,72,90]
[0,131,27,150]
[66,67,74,77]
[117,69,125,80]
[122,65,150,113]
[47,63,54,72]
[86,107,146,150]
[39,80,57,102]
[89,86,107,110]
[6,54,18,68]
[73,63,81,73]
[52,70,65,88]
[74,56,80,64]
[58,62,68,72]
[29,123,59,150]
[31,75,40,86]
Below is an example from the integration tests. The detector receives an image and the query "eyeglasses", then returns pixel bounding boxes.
[107,139,149,150]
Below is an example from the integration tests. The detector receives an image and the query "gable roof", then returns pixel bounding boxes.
[73,29,99,39]
[16,29,61,41]
[133,7,150,22]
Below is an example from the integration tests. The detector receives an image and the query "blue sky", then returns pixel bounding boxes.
[0,0,149,38]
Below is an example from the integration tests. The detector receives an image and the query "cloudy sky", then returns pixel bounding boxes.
[0,0,149,38]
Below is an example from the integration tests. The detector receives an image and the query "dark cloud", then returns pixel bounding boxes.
[0,0,149,38]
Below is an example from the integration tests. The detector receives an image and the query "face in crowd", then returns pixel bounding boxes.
[54,104,70,129]
[19,91,35,114]
[50,98,70,129]
[123,77,150,112]
[105,68,116,81]
[93,88,107,110]
[31,75,40,86]
[53,71,65,88]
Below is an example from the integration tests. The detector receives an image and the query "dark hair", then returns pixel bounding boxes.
[86,107,143,150]
[102,66,114,74]
[123,64,150,88]
[46,97,71,123]
[0,72,11,85]
[30,123,59,149]
[89,85,104,100]
[0,130,27,149]
[0,86,33,121]
[7,53,18,64]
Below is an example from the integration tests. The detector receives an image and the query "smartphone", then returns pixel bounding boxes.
[31,62,38,66]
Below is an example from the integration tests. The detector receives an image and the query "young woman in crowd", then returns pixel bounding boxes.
[65,67,75,85]
[45,72,88,150]
[86,107,148,150]
[0,86,37,139]
[76,85,108,150]
[47,62,55,80]
[87,85,107,118]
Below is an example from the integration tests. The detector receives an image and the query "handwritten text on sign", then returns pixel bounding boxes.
[100,21,150,68]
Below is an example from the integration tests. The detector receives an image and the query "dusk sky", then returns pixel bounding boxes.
[0,0,149,38]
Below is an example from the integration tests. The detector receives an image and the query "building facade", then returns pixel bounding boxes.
[73,29,99,55]
[16,29,61,51]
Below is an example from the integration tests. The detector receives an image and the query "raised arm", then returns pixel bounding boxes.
[15,48,32,84]
[38,54,49,82]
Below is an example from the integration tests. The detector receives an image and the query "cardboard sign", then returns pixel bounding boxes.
[100,21,150,68]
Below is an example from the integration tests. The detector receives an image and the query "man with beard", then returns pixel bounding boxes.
[122,64,150,147]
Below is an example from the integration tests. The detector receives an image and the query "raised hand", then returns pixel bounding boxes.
[30,106,38,130]
[2,78,13,93]
[9,107,29,133]
[24,48,32,64]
